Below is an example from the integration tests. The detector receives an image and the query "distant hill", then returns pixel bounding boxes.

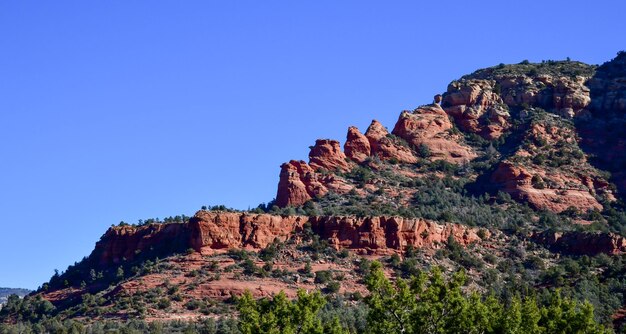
[0,288,31,305]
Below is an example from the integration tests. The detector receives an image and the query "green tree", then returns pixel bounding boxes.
[362,261,607,334]
[237,289,326,334]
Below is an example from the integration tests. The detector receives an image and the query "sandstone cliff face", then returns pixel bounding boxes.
[442,64,600,139]
[276,106,476,207]
[499,75,591,118]
[309,215,484,253]
[588,52,626,113]
[276,160,323,207]
[94,223,190,266]
[192,211,486,255]
[190,211,306,250]
[94,211,487,267]
[276,119,420,207]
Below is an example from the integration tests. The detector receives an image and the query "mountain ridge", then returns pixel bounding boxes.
[3,52,626,331]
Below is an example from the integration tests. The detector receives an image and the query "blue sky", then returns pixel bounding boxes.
[1,1,624,289]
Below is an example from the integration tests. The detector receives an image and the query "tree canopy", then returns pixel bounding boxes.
[237,261,608,334]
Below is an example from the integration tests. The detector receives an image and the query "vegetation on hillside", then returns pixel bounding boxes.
[1,262,611,333]
[466,59,596,80]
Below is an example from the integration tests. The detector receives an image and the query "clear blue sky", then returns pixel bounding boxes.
[1,1,624,289]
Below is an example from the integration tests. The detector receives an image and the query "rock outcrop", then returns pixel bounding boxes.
[93,211,487,267]
[392,105,477,163]
[344,126,371,163]
[309,139,353,172]
[442,79,510,139]
[461,61,595,119]
[275,160,352,207]
[365,120,418,164]
[94,223,191,266]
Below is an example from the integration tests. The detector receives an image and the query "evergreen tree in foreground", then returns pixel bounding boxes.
[238,261,608,334]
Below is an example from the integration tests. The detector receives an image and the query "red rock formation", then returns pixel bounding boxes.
[442,79,510,139]
[94,223,190,266]
[392,106,477,163]
[275,159,354,208]
[93,211,488,267]
[190,211,488,255]
[276,160,328,207]
[344,126,371,163]
[491,162,603,213]
[533,230,626,255]
[498,75,591,118]
[365,120,418,163]
[190,211,306,250]
[309,139,352,172]
[461,67,594,119]
[308,215,485,254]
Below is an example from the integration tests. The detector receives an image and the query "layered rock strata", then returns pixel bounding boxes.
[94,211,486,266]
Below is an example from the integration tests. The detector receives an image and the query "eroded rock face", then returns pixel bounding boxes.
[309,139,353,172]
[309,215,485,253]
[365,120,418,164]
[191,212,488,254]
[392,105,477,163]
[533,230,626,255]
[190,211,305,250]
[503,75,591,118]
[461,64,595,119]
[491,162,604,213]
[443,79,510,139]
[94,223,191,266]
[93,211,487,267]
[344,126,371,163]
[276,160,328,207]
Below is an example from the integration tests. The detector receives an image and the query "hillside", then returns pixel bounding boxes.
[2,52,626,333]
[0,289,31,306]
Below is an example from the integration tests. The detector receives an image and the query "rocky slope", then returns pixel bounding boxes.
[276,55,626,215]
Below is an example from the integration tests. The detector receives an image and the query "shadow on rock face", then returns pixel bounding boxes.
[577,51,626,198]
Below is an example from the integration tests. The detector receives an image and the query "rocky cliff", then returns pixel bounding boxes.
[94,211,486,267]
